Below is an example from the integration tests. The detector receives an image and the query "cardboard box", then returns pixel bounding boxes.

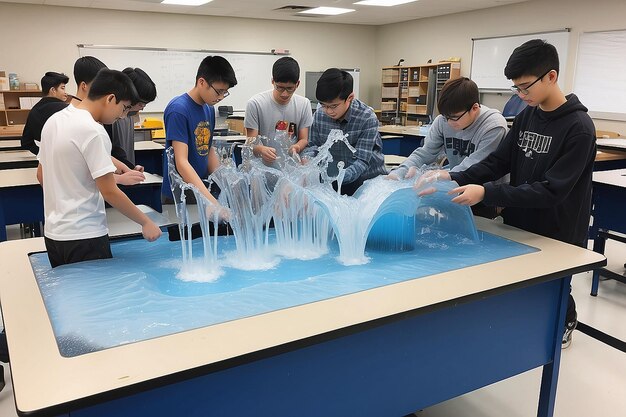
[0,77,9,91]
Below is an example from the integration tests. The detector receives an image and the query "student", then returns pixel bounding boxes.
[70,56,144,185]
[388,77,508,217]
[303,68,386,196]
[37,69,162,268]
[245,57,313,166]
[21,71,70,154]
[104,67,157,170]
[418,39,595,348]
[161,55,237,218]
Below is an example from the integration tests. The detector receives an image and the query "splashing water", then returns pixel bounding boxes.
[165,129,479,276]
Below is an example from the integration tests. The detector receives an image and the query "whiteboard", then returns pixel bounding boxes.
[470,30,570,91]
[304,69,360,105]
[78,45,282,112]
[573,29,626,121]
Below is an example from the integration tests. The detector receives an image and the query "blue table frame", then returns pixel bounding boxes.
[0,220,605,417]
[589,169,626,296]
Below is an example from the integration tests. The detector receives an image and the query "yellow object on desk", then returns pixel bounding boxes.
[142,117,165,139]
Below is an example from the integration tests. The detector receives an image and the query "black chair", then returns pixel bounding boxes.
[502,94,527,122]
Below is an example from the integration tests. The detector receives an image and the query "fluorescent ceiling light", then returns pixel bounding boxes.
[298,7,355,15]
[161,0,213,6]
[354,0,418,6]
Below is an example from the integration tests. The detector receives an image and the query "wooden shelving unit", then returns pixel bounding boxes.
[380,62,460,126]
[0,89,43,128]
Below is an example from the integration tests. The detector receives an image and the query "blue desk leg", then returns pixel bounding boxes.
[537,276,570,417]
[591,235,606,296]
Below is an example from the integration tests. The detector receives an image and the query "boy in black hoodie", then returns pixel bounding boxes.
[418,39,596,348]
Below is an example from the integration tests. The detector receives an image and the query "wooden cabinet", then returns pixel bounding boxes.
[0,89,43,128]
[380,62,460,126]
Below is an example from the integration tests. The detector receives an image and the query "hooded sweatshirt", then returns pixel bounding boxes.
[450,94,596,247]
[391,105,508,178]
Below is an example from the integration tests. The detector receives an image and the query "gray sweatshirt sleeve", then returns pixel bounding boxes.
[449,124,507,173]
[390,116,445,178]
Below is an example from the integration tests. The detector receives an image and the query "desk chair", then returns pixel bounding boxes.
[502,94,527,122]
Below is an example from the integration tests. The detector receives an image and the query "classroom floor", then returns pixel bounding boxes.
[0,226,624,417]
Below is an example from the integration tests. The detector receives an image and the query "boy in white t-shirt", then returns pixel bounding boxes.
[38,69,162,268]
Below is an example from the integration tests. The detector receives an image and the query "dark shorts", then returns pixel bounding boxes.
[44,235,112,268]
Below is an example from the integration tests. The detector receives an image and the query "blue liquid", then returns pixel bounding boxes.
[30,230,537,357]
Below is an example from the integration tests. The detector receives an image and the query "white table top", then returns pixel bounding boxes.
[379,125,429,137]
[106,205,174,237]
[0,217,605,414]
[134,140,164,151]
[592,168,626,188]
[213,135,248,142]
[384,155,405,166]
[597,138,626,150]
[0,139,20,149]
[0,168,161,189]
[0,149,36,163]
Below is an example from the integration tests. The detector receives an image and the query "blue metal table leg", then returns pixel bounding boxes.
[591,234,606,296]
[537,276,570,417]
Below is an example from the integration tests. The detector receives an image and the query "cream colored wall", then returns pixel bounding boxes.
[0,2,379,117]
[375,0,626,133]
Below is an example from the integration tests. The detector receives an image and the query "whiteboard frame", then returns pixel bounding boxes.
[77,44,289,112]
[470,29,570,92]
[572,29,626,122]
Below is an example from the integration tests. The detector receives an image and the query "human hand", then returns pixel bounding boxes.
[288,144,300,156]
[405,166,418,179]
[258,145,277,163]
[133,165,145,173]
[115,170,145,185]
[449,184,485,206]
[414,170,450,196]
[385,173,400,181]
[206,204,231,223]
[142,221,162,242]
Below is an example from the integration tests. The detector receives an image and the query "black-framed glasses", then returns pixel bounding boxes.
[510,70,551,95]
[274,84,297,94]
[319,100,346,111]
[210,84,230,98]
[444,108,470,122]
[122,103,132,112]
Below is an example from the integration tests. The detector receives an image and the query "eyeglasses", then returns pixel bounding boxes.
[319,100,346,111]
[444,108,470,122]
[510,70,551,95]
[122,103,132,112]
[210,84,230,98]
[274,84,297,94]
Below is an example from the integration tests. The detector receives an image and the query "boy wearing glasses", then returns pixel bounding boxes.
[304,68,386,196]
[104,67,157,171]
[37,69,162,268]
[419,39,596,348]
[245,57,313,166]
[388,77,507,218]
[161,55,237,219]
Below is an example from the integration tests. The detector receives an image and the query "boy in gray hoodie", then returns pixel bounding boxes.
[389,77,507,180]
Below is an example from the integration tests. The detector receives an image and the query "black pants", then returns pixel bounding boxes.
[44,235,112,268]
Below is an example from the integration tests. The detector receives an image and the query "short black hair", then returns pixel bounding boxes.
[41,71,69,95]
[123,67,157,104]
[196,56,238,88]
[272,57,300,84]
[88,69,138,103]
[316,68,353,102]
[504,39,560,80]
[74,56,107,86]
[437,77,479,116]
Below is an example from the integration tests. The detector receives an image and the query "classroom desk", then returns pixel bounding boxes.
[0,139,21,151]
[133,126,161,142]
[379,125,427,157]
[384,154,405,168]
[0,125,24,138]
[106,204,175,238]
[0,168,44,242]
[594,139,626,171]
[0,218,605,417]
[589,168,626,296]
[134,140,164,175]
[0,149,37,170]
[0,168,163,241]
